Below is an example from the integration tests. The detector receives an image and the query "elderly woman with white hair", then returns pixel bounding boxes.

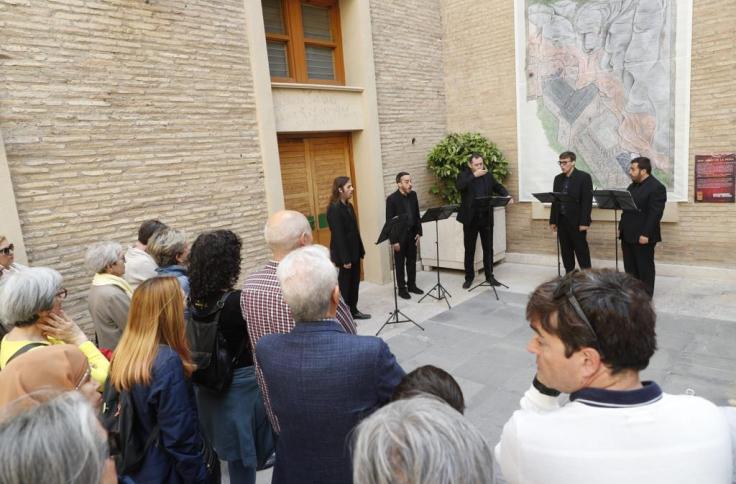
[352,396,494,484]
[0,392,119,484]
[0,267,109,388]
[147,227,191,296]
[85,241,132,349]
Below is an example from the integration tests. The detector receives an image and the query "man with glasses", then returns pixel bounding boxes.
[494,269,732,484]
[549,151,593,273]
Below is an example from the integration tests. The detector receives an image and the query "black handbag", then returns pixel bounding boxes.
[186,292,244,393]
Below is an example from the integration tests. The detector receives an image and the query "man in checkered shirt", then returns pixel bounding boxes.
[241,210,356,433]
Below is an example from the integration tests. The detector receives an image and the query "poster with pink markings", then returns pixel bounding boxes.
[514,0,692,201]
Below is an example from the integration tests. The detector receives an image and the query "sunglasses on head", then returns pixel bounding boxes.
[552,272,602,353]
[0,244,14,255]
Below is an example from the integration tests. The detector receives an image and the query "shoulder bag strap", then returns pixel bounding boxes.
[7,342,48,365]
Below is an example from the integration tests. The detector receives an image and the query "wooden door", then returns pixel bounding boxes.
[278,134,354,249]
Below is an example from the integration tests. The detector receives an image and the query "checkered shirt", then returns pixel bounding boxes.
[240,260,357,433]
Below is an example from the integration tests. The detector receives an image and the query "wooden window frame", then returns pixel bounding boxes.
[265,0,345,85]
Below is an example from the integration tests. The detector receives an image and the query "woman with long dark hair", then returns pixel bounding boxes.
[187,229,273,484]
[326,176,370,319]
[108,277,207,483]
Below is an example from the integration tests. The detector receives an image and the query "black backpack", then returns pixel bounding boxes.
[186,291,245,393]
[101,380,160,475]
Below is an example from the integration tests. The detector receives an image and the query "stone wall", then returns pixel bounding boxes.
[368,0,447,206]
[441,0,736,267]
[0,0,269,332]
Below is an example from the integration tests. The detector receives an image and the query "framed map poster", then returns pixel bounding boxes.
[514,0,692,201]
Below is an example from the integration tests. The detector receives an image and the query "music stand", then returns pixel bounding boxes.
[468,195,511,300]
[532,192,577,276]
[418,204,458,309]
[375,214,424,335]
[592,189,638,271]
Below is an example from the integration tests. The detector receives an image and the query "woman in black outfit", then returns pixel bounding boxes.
[326,176,371,320]
[187,230,274,484]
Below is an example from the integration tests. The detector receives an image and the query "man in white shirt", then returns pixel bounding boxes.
[124,219,167,290]
[494,269,733,484]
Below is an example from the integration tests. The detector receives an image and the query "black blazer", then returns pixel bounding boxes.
[456,167,509,226]
[549,169,593,227]
[619,175,667,244]
[385,190,422,244]
[327,201,365,265]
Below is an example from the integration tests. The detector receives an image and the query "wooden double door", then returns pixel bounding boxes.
[278,133,355,248]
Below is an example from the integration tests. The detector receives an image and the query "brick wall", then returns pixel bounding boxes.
[441,0,736,267]
[368,0,447,207]
[0,0,269,332]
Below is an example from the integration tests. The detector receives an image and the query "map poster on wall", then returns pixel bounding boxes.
[694,154,735,203]
[514,0,692,201]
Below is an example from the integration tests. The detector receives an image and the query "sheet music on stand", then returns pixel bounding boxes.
[532,191,576,276]
[592,189,638,271]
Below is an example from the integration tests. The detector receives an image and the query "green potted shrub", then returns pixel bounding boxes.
[427,132,510,204]
[423,132,511,270]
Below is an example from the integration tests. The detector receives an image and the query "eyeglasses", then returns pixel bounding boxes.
[552,274,601,351]
[55,288,68,300]
[0,244,14,255]
[558,160,571,166]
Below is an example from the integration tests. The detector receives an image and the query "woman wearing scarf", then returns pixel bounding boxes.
[86,241,132,350]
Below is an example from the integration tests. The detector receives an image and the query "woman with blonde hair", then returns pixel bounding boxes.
[108,276,207,483]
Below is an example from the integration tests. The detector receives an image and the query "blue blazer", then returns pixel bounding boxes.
[128,346,208,484]
[256,320,405,484]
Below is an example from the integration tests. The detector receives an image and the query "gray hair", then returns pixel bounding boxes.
[264,210,311,254]
[0,391,108,484]
[352,396,494,484]
[0,267,63,326]
[277,245,337,322]
[85,241,123,274]
[147,227,187,267]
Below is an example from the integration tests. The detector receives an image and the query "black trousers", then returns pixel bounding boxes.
[338,261,361,312]
[463,221,494,282]
[621,241,656,297]
[394,235,418,289]
[557,215,591,273]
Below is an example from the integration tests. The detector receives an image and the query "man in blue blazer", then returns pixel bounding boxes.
[256,245,405,484]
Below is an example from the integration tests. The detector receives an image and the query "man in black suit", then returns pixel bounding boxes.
[619,156,667,297]
[549,151,593,273]
[457,153,512,289]
[386,171,423,299]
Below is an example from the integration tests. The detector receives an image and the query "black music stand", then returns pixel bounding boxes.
[375,214,424,335]
[532,192,577,276]
[592,189,638,271]
[469,195,511,300]
[418,204,458,309]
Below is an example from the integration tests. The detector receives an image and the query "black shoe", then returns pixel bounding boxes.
[488,275,502,287]
[351,310,371,319]
[398,288,411,299]
[462,280,472,289]
[408,286,424,295]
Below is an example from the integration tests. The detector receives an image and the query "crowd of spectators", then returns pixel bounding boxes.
[0,219,734,484]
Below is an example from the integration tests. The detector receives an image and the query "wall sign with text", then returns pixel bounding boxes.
[694,154,735,203]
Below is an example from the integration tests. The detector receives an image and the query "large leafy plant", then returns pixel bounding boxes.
[427,132,510,205]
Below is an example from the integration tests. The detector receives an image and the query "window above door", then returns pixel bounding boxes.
[263,0,345,85]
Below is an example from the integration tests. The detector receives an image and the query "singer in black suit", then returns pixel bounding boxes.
[385,172,423,300]
[456,153,512,288]
[619,157,667,297]
[549,151,593,273]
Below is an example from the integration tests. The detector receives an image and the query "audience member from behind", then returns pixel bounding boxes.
[495,269,732,484]
[147,227,191,296]
[0,235,26,283]
[108,277,207,483]
[125,219,167,290]
[0,344,101,412]
[256,245,405,484]
[241,209,356,434]
[391,364,465,414]
[0,267,109,388]
[0,392,118,484]
[85,241,132,349]
[352,396,493,484]
[188,229,274,484]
